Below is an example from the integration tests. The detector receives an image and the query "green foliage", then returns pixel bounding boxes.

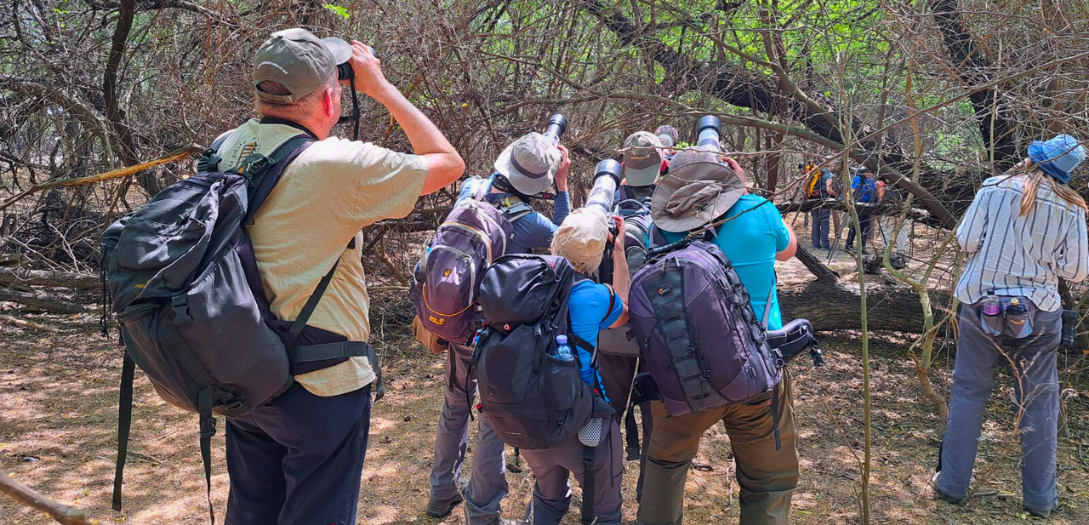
[323,3,350,20]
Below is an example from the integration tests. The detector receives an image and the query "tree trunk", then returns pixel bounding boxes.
[0,268,100,290]
[779,279,950,332]
[0,289,92,314]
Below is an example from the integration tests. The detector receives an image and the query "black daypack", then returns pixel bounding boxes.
[101,134,380,521]
[472,254,596,451]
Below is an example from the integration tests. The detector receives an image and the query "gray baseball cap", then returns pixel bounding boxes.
[253,28,352,104]
[623,131,664,187]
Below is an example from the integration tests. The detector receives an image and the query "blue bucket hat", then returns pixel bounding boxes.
[1028,134,1085,184]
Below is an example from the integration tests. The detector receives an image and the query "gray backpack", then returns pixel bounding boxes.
[628,240,781,419]
[409,179,513,344]
[102,134,379,520]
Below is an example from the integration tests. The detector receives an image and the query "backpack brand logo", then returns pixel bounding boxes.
[429,315,446,326]
[443,268,452,277]
[658,283,673,296]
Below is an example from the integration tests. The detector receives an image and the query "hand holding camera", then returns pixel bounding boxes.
[610,216,625,253]
[556,145,571,192]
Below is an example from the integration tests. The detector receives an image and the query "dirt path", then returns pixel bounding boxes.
[2,305,1087,524]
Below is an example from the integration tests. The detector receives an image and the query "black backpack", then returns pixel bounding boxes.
[472,254,596,451]
[101,134,380,521]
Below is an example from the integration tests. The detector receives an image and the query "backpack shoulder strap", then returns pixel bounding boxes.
[761,282,775,329]
[473,178,490,201]
[195,133,232,173]
[244,135,313,225]
[649,224,669,248]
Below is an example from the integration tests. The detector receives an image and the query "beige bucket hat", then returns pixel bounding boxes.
[494,133,561,195]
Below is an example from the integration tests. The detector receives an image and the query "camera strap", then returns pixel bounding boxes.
[336,76,361,141]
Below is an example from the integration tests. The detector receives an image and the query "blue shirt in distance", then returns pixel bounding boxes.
[456,175,570,254]
[569,279,624,401]
[660,193,790,330]
[852,175,878,203]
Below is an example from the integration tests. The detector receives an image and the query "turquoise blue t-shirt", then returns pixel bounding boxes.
[569,279,624,400]
[660,194,790,330]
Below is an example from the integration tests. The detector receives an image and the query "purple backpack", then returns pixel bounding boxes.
[410,180,513,344]
[628,240,780,416]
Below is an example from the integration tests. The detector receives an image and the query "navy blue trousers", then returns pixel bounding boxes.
[224,383,372,525]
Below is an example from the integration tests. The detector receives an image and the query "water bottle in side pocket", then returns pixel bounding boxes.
[1004,298,1033,339]
[980,291,1004,337]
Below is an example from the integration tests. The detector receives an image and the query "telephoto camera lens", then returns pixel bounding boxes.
[542,114,568,146]
[585,159,621,217]
[695,115,724,153]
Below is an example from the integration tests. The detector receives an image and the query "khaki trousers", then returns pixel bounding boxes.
[636,375,799,525]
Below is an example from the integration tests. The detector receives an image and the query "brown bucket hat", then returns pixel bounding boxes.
[650,160,745,232]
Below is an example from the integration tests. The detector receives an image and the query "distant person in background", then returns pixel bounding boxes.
[875,180,908,257]
[802,164,837,250]
[656,125,679,162]
[935,134,1087,519]
[844,166,878,255]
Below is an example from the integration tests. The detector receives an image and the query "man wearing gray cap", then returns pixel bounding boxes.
[618,131,666,203]
[213,28,463,525]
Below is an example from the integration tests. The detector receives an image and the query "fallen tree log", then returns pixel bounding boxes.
[0,268,100,290]
[0,289,93,314]
[779,279,953,332]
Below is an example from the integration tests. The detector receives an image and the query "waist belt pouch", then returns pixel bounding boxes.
[597,325,640,357]
[978,296,1035,340]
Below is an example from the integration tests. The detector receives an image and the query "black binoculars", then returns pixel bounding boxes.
[335,45,378,81]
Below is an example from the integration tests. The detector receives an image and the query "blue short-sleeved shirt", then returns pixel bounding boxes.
[569,279,624,400]
[660,194,790,330]
[456,176,570,254]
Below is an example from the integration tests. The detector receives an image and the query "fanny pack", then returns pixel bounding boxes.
[979,295,1035,340]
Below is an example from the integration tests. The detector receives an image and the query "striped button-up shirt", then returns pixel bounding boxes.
[954,174,1089,312]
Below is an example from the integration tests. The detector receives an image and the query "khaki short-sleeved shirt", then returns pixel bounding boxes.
[216,119,427,396]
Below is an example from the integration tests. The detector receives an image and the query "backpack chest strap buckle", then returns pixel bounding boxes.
[171,295,192,324]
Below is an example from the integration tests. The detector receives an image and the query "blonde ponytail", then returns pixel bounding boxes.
[1011,160,1088,216]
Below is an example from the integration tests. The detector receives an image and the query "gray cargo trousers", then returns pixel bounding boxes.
[429,342,509,524]
[937,301,1062,514]
[520,419,624,525]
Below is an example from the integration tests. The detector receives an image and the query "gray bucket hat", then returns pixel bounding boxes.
[623,131,664,187]
[651,160,745,232]
[253,28,352,104]
[494,133,561,195]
